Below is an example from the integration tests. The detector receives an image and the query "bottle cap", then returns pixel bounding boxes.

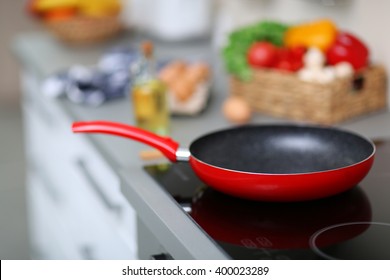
[141,41,153,58]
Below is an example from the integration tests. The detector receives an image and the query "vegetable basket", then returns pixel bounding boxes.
[46,16,123,44]
[230,65,387,125]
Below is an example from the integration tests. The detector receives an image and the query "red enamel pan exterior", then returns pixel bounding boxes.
[190,157,374,201]
[72,121,375,202]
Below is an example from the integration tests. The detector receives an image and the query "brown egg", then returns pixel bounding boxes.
[159,60,187,85]
[170,79,196,103]
[222,96,252,124]
[185,62,210,84]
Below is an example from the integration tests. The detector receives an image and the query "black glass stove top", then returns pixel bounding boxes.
[144,139,390,260]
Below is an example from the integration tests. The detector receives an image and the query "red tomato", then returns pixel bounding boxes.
[274,59,294,72]
[247,42,278,68]
[273,46,305,72]
[277,48,291,61]
[290,46,306,60]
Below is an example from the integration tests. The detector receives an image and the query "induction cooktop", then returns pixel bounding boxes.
[144,139,390,260]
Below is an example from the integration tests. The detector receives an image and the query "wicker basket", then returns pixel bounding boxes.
[230,65,387,125]
[46,16,123,44]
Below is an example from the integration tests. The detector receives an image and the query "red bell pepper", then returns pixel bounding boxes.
[326,32,369,71]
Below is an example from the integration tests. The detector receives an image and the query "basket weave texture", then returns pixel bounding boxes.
[230,65,387,124]
[46,16,122,44]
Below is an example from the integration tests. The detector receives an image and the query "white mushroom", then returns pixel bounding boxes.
[298,66,336,84]
[316,66,336,84]
[334,62,354,78]
[298,48,337,84]
[303,47,326,69]
[298,68,316,82]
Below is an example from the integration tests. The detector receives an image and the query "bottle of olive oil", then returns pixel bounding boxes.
[132,41,170,136]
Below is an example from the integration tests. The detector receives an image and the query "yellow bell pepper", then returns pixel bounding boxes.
[284,19,338,52]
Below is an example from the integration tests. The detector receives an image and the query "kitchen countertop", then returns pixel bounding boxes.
[13,31,390,259]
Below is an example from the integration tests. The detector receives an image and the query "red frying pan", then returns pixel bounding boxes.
[72,121,375,202]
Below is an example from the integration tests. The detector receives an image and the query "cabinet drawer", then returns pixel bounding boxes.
[55,146,138,258]
[58,161,138,259]
[24,106,72,204]
[28,163,137,259]
[27,170,82,259]
[24,102,134,224]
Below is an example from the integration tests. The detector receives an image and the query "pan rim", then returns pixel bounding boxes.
[189,124,376,176]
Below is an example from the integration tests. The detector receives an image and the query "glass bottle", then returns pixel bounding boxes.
[131,41,170,136]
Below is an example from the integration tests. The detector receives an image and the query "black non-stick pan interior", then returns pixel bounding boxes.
[189,125,374,174]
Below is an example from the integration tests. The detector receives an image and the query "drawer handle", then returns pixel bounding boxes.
[150,253,172,260]
[76,159,123,214]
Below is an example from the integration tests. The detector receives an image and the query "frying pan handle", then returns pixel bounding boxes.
[72,121,180,162]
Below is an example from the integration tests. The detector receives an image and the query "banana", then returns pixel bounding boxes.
[33,0,79,11]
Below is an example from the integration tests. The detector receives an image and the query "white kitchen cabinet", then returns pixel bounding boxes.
[22,70,138,259]
[27,169,83,259]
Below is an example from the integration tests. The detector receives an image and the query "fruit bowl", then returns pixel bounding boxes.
[45,16,122,44]
[27,0,123,44]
